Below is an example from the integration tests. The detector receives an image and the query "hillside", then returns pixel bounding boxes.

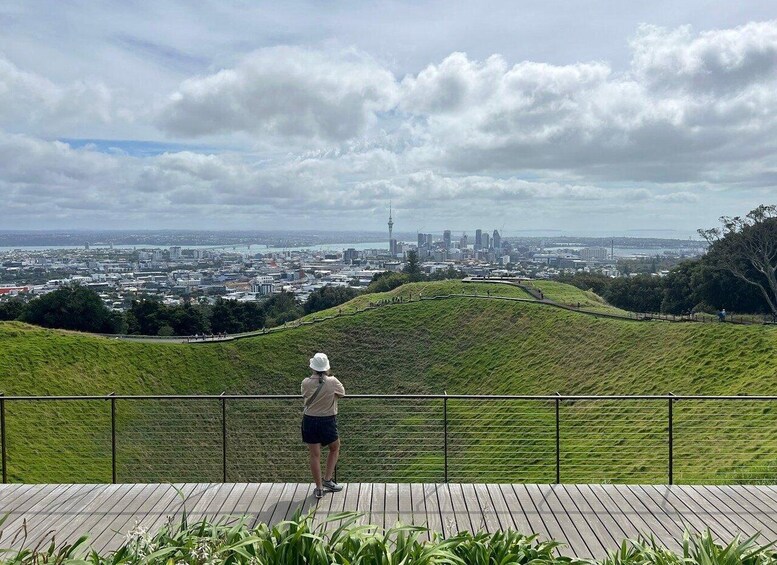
[1,280,776,485]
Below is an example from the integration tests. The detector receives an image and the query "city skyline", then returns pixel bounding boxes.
[1,2,776,232]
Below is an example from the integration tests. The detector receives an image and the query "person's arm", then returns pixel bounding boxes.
[332,377,345,398]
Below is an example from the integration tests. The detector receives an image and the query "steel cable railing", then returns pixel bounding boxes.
[1,394,777,485]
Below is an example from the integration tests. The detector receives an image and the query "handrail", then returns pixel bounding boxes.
[2,393,777,401]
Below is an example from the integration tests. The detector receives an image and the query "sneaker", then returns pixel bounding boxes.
[314,487,324,499]
[322,479,343,492]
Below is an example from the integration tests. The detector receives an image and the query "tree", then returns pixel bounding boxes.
[402,250,423,281]
[699,204,777,315]
[304,286,359,315]
[0,299,25,321]
[21,284,122,333]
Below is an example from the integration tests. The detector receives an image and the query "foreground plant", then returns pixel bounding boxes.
[2,511,776,565]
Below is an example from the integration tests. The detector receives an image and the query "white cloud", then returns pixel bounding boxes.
[157,46,398,142]
[0,55,113,134]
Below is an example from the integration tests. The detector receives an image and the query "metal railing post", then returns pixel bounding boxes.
[109,393,116,484]
[443,392,448,483]
[555,392,561,484]
[668,393,675,485]
[221,392,227,483]
[1,393,6,484]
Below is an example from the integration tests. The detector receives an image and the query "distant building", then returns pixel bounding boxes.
[460,233,468,249]
[443,230,451,250]
[492,230,501,251]
[475,229,482,251]
[343,248,359,264]
[580,247,609,261]
[251,276,275,295]
[482,233,490,251]
[417,233,426,248]
[169,246,182,261]
[425,233,433,248]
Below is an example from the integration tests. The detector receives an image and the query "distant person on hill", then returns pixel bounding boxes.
[718,308,727,322]
[302,353,345,500]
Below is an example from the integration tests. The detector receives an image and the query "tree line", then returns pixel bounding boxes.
[559,205,777,316]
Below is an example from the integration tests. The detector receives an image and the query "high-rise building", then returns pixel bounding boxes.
[417,233,426,248]
[443,230,451,250]
[481,233,490,251]
[492,230,501,251]
[169,246,182,261]
[425,233,433,248]
[460,233,468,249]
[475,229,482,251]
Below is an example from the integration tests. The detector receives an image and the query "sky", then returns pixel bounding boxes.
[1,1,776,235]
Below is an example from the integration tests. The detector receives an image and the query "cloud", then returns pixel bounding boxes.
[157,46,398,142]
[630,21,777,93]
[0,55,113,134]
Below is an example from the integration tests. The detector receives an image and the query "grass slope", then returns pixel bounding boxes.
[1,281,776,484]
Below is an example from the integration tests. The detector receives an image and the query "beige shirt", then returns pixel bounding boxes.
[301,374,345,416]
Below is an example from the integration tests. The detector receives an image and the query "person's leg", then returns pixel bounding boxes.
[308,443,322,488]
[324,438,340,481]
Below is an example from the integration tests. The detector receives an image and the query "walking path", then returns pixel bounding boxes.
[2,483,776,559]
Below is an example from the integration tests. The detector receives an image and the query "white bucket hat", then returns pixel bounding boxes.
[309,352,330,372]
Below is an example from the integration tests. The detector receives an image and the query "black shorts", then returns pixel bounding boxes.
[301,415,339,446]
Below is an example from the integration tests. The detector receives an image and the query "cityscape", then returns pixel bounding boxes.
[0,207,706,313]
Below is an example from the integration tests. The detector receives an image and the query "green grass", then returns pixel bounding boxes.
[523,280,627,314]
[2,280,777,484]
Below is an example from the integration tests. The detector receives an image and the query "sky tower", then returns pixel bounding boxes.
[388,202,395,254]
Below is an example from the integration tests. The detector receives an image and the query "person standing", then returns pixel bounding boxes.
[301,353,345,499]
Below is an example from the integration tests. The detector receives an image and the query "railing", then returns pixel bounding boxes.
[1,394,777,485]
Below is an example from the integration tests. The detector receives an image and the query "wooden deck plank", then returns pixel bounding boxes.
[690,485,767,538]
[1,484,71,533]
[496,483,535,535]
[0,484,36,507]
[515,484,569,552]
[384,483,399,529]
[355,483,373,526]
[86,483,171,550]
[647,486,731,540]
[211,483,249,524]
[133,483,201,540]
[397,483,413,526]
[90,483,173,553]
[589,483,681,551]
[472,483,500,534]
[670,486,744,538]
[548,484,609,559]
[15,484,98,549]
[461,483,487,532]
[228,483,262,520]
[371,483,386,530]
[485,483,515,531]
[603,485,680,543]
[253,483,284,527]
[573,484,634,546]
[706,485,777,538]
[248,483,277,528]
[410,483,430,541]
[448,483,474,533]
[421,483,443,536]
[437,483,457,536]
[30,484,125,551]
[286,483,313,521]
[266,482,297,527]
[533,484,600,558]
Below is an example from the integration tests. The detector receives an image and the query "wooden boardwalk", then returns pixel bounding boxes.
[2,483,777,558]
